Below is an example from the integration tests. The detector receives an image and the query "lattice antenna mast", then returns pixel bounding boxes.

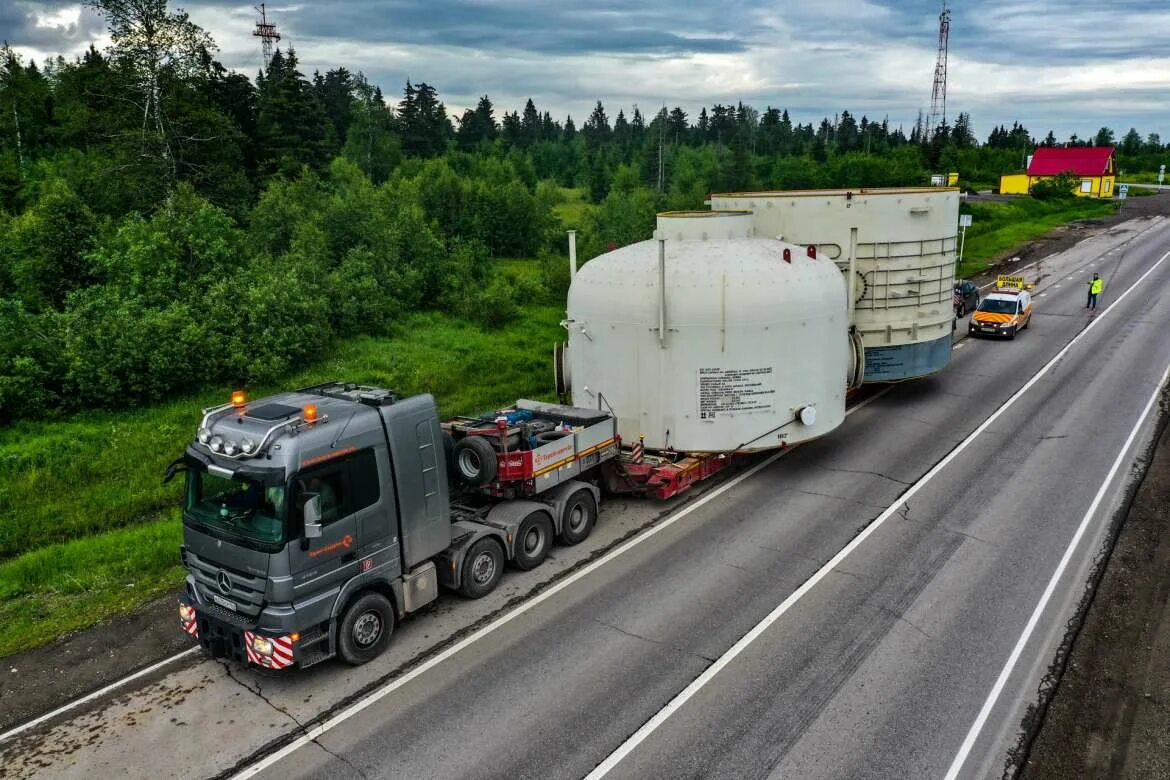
[927,0,951,140]
[253,4,281,70]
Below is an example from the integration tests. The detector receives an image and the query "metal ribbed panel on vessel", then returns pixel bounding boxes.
[710,189,959,382]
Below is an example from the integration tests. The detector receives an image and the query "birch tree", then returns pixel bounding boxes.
[85,0,214,175]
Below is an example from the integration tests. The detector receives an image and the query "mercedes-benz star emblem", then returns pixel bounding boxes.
[217,570,232,595]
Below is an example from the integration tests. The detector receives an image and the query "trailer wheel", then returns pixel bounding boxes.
[511,511,553,570]
[453,435,498,486]
[337,591,395,666]
[459,537,504,598]
[558,490,597,545]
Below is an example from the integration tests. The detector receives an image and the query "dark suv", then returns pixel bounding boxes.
[953,280,979,317]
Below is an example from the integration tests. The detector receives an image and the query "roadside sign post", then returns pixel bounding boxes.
[1119,183,1128,212]
[957,213,972,274]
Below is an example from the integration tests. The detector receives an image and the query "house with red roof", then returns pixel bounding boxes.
[1000,146,1117,198]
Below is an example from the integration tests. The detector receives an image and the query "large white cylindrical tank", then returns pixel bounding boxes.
[566,212,849,453]
[711,188,959,382]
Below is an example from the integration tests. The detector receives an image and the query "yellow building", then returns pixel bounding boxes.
[999,146,1117,198]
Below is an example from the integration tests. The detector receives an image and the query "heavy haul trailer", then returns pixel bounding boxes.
[174,382,620,670]
[174,382,735,671]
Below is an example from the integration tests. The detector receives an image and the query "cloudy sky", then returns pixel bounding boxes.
[5,0,1170,141]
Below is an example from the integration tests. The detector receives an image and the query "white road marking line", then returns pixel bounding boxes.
[944,358,1170,780]
[0,647,201,743]
[1053,284,1061,288]
[1038,293,1047,297]
[953,342,965,349]
[229,390,894,779]
[584,248,1170,779]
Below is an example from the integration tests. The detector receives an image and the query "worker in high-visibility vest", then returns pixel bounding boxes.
[1086,273,1103,311]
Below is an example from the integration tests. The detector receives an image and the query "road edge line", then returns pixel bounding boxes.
[0,646,200,743]
[942,370,1170,778]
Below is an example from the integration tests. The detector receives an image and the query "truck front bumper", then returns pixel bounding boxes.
[178,594,297,671]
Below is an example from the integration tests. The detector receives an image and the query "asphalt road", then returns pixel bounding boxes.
[249,217,1170,779]
[4,215,1169,779]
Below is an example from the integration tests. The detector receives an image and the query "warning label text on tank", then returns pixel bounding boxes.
[697,367,776,420]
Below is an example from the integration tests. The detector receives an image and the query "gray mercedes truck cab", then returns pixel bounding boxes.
[174,382,611,670]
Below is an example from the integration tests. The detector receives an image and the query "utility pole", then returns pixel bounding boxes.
[253,4,281,70]
[927,0,951,140]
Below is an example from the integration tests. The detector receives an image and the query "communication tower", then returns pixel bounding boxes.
[927,0,951,140]
[253,4,281,69]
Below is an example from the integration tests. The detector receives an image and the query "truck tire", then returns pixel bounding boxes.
[558,489,597,545]
[511,510,553,570]
[337,591,395,666]
[453,435,498,486]
[459,537,504,598]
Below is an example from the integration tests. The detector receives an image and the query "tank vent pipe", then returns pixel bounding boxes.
[657,234,667,349]
[568,230,578,277]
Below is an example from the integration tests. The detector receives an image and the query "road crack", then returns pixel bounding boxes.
[792,489,888,510]
[818,466,912,486]
[878,605,936,641]
[220,663,368,778]
[592,618,715,663]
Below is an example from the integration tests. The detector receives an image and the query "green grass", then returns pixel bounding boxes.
[0,304,565,657]
[956,197,1117,278]
[1117,171,1164,184]
[552,187,595,229]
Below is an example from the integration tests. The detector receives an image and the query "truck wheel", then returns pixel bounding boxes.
[511,511,553,570]
[337,591,395,666]
[558,490,597,545]
[459,537,504,598]
[453,435,498,486]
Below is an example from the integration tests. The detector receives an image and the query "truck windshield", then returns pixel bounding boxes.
[185,469,286,548]
[978,298,1017,314]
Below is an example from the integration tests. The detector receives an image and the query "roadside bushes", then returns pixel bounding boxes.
[1031,172,1080,201]
[0,156,557,421]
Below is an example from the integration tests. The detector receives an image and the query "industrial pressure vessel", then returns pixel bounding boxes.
[711,188,959,382]
[565,212,849,453]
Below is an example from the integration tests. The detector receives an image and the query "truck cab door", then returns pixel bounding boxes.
[287,456,364,604]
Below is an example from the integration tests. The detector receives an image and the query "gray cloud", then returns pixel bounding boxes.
[6,1,1170,140]
[2,1,105,50]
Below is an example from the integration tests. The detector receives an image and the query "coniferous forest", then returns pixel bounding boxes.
[0,1,1164,422]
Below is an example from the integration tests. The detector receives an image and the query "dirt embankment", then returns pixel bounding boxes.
[968,190,1170,276]
[1019,400,1170,778]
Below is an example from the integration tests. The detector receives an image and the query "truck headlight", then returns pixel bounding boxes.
[198,428,212,444]
[209,435,224,453]
[179,604,196,623]
[241,437,257,454]
[223,440,239,456]
[250,635,274,656]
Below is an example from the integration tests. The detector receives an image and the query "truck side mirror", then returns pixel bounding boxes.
[304,494,323,539]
